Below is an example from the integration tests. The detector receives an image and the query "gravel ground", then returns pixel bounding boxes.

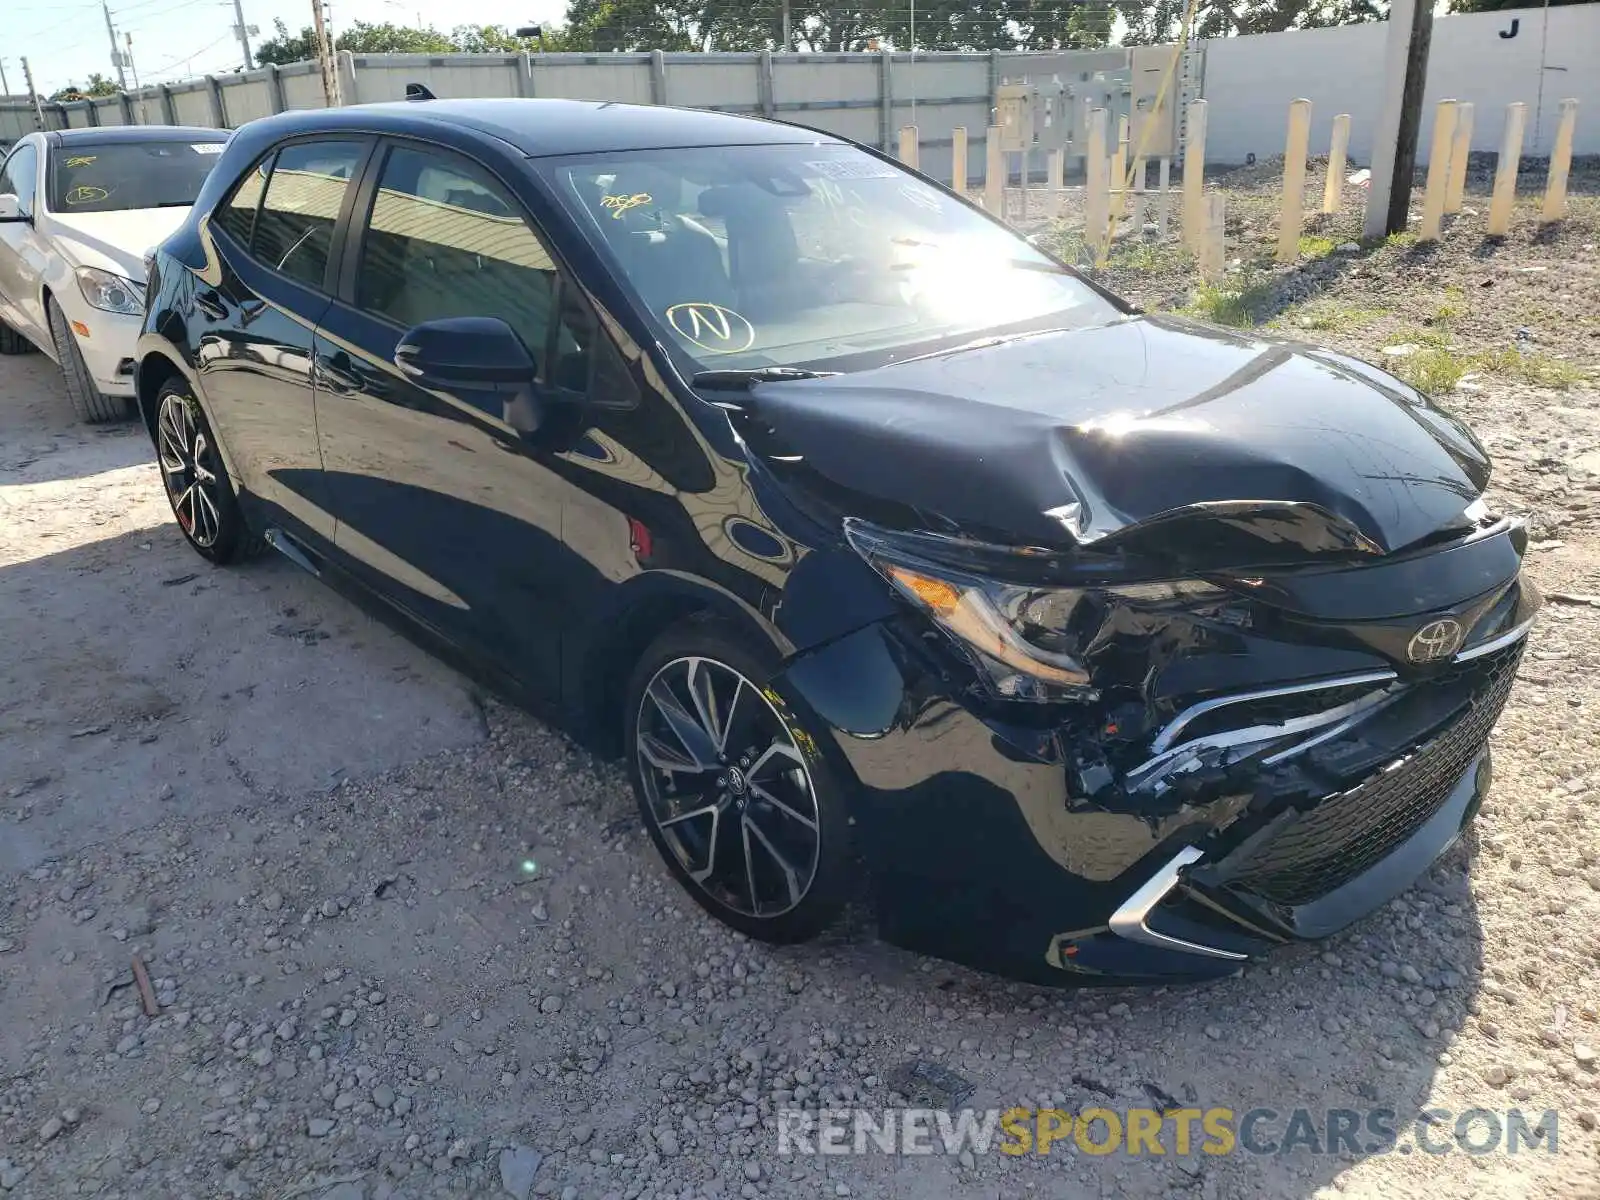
[2,171,1600,1200]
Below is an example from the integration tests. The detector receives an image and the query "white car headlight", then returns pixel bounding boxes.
[76,267,144,316]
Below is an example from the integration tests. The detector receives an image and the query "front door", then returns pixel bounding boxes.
[313,139,593,697]
[0,141,47,346]
[195,137,371,547]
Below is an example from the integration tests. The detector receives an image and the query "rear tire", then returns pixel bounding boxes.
[0,317,35,355]
[46,299,122,423]
[624,619,851,944]
[154,379,262,565]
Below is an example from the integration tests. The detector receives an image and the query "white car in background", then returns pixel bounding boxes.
[0,126,229,422]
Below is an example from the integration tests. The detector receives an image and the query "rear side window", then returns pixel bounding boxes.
[214,155,270,248]
[250,140,364,289]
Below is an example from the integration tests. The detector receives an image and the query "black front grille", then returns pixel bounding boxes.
[1223,641,1524,907]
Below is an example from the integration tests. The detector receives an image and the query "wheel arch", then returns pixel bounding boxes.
[134,351,187,441]
[565,573,791,758]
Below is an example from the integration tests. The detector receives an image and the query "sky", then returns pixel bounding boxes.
[4,0,568,96]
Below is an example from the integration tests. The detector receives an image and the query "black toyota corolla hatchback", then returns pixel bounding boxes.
[136,96,1539,986]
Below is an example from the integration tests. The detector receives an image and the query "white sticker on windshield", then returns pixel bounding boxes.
[805,158,897,181]
[192,143,225,154]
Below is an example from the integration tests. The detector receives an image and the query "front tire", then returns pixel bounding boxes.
[46,299,122,423]
[624,621,850,944]
[154,380,260,564]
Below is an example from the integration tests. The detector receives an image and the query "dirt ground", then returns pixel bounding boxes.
[2,169,1600,1200]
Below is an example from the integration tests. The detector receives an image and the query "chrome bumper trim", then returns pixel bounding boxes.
[1108,846,1249,962]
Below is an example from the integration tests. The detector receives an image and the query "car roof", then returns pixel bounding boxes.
[239,98,840,158]
[46,126,228,146]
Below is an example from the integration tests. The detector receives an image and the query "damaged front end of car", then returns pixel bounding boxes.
[733,325,1540,985]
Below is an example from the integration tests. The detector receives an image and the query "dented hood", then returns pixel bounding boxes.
[739,315,1491,562]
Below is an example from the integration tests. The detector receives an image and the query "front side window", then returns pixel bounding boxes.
[0,143,39,215]
[45,138,226,214]
[252,140,364,289]
[538,143,1117,374]
[354,143,590,390]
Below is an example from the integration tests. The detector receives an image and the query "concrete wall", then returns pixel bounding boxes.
[1202,4,1598,165]
[2,8,1591,171]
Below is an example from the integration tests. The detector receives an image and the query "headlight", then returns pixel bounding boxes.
[76,267,144,315]
[846,521,1225,703]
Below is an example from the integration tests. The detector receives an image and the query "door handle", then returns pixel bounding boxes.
[194,289,227,321]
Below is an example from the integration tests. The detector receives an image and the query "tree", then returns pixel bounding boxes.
[1449,0,1591,9]
[1117,0,1384,44]
[253,17,455,65]
[50,73,120,101]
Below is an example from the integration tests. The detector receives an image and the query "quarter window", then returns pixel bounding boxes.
[251,140,364,289]
[214,154,270,248]
[354,144,589,390]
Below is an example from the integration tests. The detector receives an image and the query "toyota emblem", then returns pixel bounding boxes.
[1407,618,1465,664]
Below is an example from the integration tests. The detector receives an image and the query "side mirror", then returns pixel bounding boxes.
[0,194,26,223]
[394,316,536,392]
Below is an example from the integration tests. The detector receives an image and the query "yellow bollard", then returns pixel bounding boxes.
[1111,114,1130,218]
[1419,100,1460,242]
[1277,98,1312,263]
[985,127,1004,217]
[1444,101,1474,215]
[1541,98,1579,225]
[1323,114,1351,214]
[1199,193,1227,279]
[1086,108,1111,261]
[1183,99,1208,252]
[1487,102,1526,237]
[952,127,968,197]
[898,125,919,170]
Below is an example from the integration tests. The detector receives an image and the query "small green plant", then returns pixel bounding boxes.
[1396,348,1471,394]
[1479,348,1587,389]
[1297,234,1338,259]
[1183,278,1275,328]
[1276,302,1391,333]
[1385,230,1419,248]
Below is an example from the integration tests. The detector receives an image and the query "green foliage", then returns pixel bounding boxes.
[50,73,119,101]
[1183,277,1275,327]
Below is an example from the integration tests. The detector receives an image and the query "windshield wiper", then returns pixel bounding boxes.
[690,366,839,389]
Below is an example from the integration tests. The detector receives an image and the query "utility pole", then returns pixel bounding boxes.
[21,57,45,130]
[311,0,338,107]
[0,59,11,98]
[102,0,129,90]
[231,0,255,70]
[780,0,791,51]
[125,33,141,89]
[1364,0,1435,238]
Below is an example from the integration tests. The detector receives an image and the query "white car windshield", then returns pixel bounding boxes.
[539,143,1117,373]
[47,139,226,214]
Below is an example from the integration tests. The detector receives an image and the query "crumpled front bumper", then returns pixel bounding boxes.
[775,588,1530,987]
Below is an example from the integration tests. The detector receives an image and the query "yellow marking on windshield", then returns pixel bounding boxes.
[600,192,651,220]
[65,155,97,168]
[665,302,756,354]
[64,185,109,205]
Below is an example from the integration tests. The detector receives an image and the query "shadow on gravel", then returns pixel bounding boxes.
[0,522,486,873]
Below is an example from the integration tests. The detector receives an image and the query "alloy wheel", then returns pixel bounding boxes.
[635,656,821,919]
[157,393,223,549]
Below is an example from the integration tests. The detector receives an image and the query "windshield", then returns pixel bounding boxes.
[47,139,227,214]
[538,143,1117,374]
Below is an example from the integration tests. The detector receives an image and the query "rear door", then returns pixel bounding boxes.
[312,137,595,696]
[196,136,372,547]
